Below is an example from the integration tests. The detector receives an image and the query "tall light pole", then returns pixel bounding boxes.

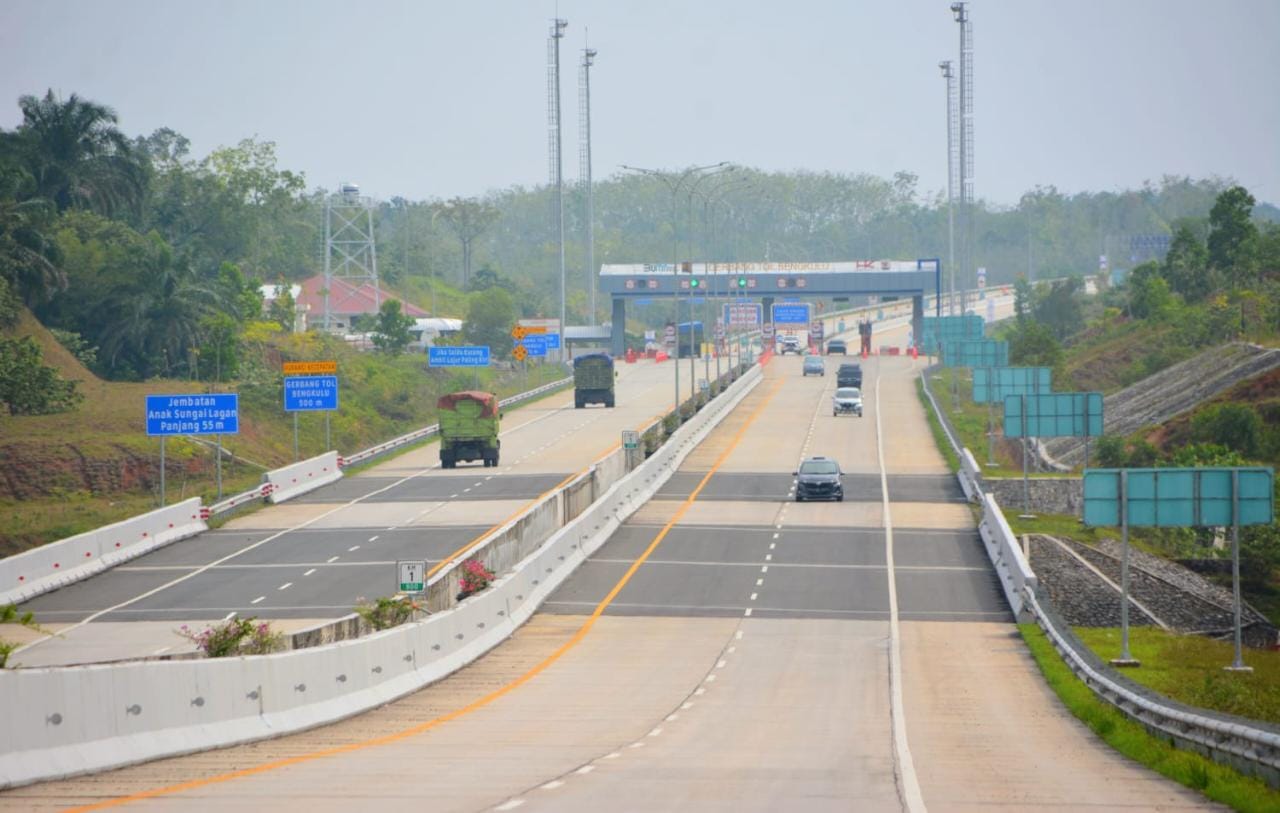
[685,166,735,394]
[694,174,751,383]
[548,17,568,355]
[620,162,730,420]
[940,60,957,316]
[579,45,599,325]
[951,2,975,317]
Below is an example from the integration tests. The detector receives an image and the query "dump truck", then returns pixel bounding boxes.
[573,353,615,408]
[437,390,500,468]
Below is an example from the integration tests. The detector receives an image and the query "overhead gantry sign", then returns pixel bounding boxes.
[599,259,942,356]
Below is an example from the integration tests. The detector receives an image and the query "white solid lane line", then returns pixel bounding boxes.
[874,361,927,813]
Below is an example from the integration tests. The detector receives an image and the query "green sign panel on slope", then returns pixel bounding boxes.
[1003,392,1103,438]
[1082,467,1274,528]
[921,315,984,355]
[973,366,1052,404]
[941,339,1008,368]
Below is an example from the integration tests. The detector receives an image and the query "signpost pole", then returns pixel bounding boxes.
[986,367,996,466]
[1113,469,1139,667]
[1021,394,1030,510]
[293,413,300,462]
[1227,468,1252,672]
[1083,396,1091,468]
[159,437,166,507]
[216,434,223,501]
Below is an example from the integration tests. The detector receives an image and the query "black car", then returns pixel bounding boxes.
[794,456,844,502]
[826,339,847,355]
[836,363,862,388]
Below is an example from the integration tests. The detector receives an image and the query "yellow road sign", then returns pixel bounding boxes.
[511,326,527,340]
[283,360,337,375]
[512,345,528,361]
[521,325,548,335]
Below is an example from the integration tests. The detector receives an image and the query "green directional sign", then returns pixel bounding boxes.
[941,339,1008,368]
[1083,467,1275,528]
[1003,392,1103,438]
[973,366,1052,403]
[921,315,984,355]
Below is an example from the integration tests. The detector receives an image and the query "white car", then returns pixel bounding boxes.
[778,336,803,355]
[833,386,863,417]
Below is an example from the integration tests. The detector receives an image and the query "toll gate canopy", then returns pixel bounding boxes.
[600,259,942,356]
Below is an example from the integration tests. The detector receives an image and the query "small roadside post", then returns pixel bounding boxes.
[398,560,426,594]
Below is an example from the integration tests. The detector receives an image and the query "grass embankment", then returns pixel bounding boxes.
[1021,624,1280,811]
[914,376,959,473]
[0,318,569,553]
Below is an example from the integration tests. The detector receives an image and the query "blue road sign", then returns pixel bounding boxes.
[1003,392,1103,438]
[146,393,239,436]
[522,334,549,357]
[772,303,810,325]
[545,333,561,349]
[1083,467,1274,528]
[284,375,339,412]
[429,346,490,367]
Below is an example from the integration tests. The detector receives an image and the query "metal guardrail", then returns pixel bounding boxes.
[918,357,1280,787]
[1023,585,1280,787]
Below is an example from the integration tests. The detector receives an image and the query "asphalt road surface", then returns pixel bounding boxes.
[4,296,1217,811]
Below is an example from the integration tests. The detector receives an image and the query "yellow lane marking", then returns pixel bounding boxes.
[427,412,666,577]
[68,386,777,812]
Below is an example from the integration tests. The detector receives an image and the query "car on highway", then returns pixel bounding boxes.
[826,338,847,355]
[778,335,803,355]
[833,386,863,417]
[793,456,844,502]
[802,356,824,376]
[836,362,862,388]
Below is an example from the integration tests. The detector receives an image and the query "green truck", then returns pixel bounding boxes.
[437,391,500,468]
[573,353,615,408]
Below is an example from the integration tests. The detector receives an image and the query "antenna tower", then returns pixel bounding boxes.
[548,18,568,345]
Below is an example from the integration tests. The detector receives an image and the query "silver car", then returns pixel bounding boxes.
[833,386,863,417]
[802,356,824,376]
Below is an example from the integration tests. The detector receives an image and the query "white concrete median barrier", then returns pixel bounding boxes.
[0,499,205,607]
[264,451,343,504]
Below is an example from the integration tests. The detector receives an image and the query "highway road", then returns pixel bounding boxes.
[12,358,682,666]
[3,294,1216,811]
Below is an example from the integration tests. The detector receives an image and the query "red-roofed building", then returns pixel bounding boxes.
[294,275,427,332]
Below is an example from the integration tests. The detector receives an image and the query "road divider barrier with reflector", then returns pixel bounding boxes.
[0,498,206,607]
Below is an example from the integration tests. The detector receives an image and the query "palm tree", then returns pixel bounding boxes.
[0,167,64,304]
[5,90,147,217]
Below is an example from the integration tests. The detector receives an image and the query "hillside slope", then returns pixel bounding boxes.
[1044,342,1280,466]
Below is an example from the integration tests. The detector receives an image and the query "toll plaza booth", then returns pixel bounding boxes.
[598,260,943,358]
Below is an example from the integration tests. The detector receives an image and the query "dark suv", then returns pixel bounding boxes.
[794,456,844,502]
[836,363,862,388]
[826,338,847,355]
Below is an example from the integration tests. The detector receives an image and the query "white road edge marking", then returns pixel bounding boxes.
[875,361,927,813]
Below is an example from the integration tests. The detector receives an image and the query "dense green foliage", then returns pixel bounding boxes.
[0,335,81,414]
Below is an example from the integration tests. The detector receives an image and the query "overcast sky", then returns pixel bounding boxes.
[3,0,1278,206]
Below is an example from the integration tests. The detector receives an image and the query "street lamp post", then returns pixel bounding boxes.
[693,175,752,384]
[620,162,730,419]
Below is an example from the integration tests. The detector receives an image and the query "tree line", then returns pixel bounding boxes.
[3,88,1278,401]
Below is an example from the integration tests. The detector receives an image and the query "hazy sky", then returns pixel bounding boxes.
[3,0,1278,206]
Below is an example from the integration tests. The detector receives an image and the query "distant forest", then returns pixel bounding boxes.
[2,89,1278,381]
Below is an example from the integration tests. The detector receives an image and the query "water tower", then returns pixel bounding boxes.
[323,181,380,331]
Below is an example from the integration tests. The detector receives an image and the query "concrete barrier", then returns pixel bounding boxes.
[0,362,761,789]
[0,499,205,607]
[976,491,1037,621]
[265,451,343,504]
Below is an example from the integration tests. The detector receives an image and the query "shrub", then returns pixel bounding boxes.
[176,617,284,657]
[459,557,495,596]
[1191,403,1263,458]
[355,595,421,630]
[1096,435,1127,468]
[0,336,82,415]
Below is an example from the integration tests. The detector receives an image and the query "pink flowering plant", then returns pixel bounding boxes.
[176,617,284,657]
[459,557,495,596]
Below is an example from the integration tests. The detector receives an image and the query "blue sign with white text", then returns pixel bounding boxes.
[772,303,810,325]
[429,346,491,367]
[545,333,561,349]
[522,335,549,357]
[284,376,339,412]
[146,393,239,436]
